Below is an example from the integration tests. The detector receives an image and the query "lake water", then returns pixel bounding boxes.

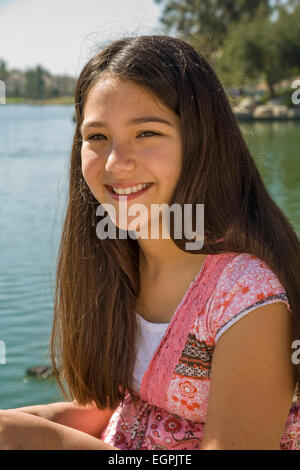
[0,105,299,410]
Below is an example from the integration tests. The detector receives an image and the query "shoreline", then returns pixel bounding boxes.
[4,97,74,105]
[236,115,300,122]
[3,98,300,123]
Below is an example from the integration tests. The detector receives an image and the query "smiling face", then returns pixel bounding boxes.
[80,74,182,234]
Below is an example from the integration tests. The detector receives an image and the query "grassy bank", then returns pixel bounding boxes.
[5,96,74,105]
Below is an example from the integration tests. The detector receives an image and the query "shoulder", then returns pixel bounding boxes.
[200,298,296,449]
[199,253,296,449]
[214,252,286,293]
[205,252,291,342]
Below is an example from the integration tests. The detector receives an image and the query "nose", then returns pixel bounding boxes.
[105,144,136,173]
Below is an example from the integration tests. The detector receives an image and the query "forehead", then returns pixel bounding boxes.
[83,75,172,117]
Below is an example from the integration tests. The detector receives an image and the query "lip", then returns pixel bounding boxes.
[105,183,154,201]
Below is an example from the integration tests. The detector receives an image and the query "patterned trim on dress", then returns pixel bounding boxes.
[174,334,214,380]
[215,292,290,344]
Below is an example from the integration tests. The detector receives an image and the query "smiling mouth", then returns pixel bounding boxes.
[105,183,154,199]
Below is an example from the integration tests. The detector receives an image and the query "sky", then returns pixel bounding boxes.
[0,0,165,77]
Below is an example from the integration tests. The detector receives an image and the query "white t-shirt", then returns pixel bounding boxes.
[133,312,169,393]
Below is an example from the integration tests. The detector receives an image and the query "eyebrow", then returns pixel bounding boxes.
[80,116,174,133]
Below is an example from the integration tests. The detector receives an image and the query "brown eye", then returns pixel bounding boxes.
[138,131,161,138]
[88,134,106,141]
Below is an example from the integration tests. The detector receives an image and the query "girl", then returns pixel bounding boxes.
[1,34,300,450]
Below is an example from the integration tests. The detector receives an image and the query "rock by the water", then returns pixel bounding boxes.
[253,105,274,118]
[234,99,300,120]
[238,97,257,112]
[272,104,289,117]
[232,106,253,119]
[26,365,54,378]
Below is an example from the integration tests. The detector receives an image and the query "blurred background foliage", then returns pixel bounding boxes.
[154,0,300,99]
[0,0,300,103]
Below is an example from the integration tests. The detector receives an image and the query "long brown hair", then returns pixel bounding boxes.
[50,34,300,410]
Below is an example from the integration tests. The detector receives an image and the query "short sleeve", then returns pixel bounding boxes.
[207,253,292,344]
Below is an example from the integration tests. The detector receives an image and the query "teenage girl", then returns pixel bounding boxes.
[1,35,300,450]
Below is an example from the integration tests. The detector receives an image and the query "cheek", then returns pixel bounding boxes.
[146,142,181,179]
[81,149,102,183]
[152,154,181,184]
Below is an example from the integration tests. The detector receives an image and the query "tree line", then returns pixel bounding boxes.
[0,62,75,100]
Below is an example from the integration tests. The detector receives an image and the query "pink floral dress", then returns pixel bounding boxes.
[99,252,300,450]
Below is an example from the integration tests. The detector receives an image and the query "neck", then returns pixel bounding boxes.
[137,237,206,278]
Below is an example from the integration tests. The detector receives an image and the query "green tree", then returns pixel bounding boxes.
[24,65,47,99]
[218,5,300,96]
[0,59,9,82]
[49,87,60,98]
[154,0,299,61]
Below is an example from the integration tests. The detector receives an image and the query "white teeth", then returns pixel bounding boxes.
[112,183,151,195]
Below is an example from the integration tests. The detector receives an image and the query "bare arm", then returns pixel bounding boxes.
[200,302,297,450]
[5,400,118,438]
[0,410,119,450]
